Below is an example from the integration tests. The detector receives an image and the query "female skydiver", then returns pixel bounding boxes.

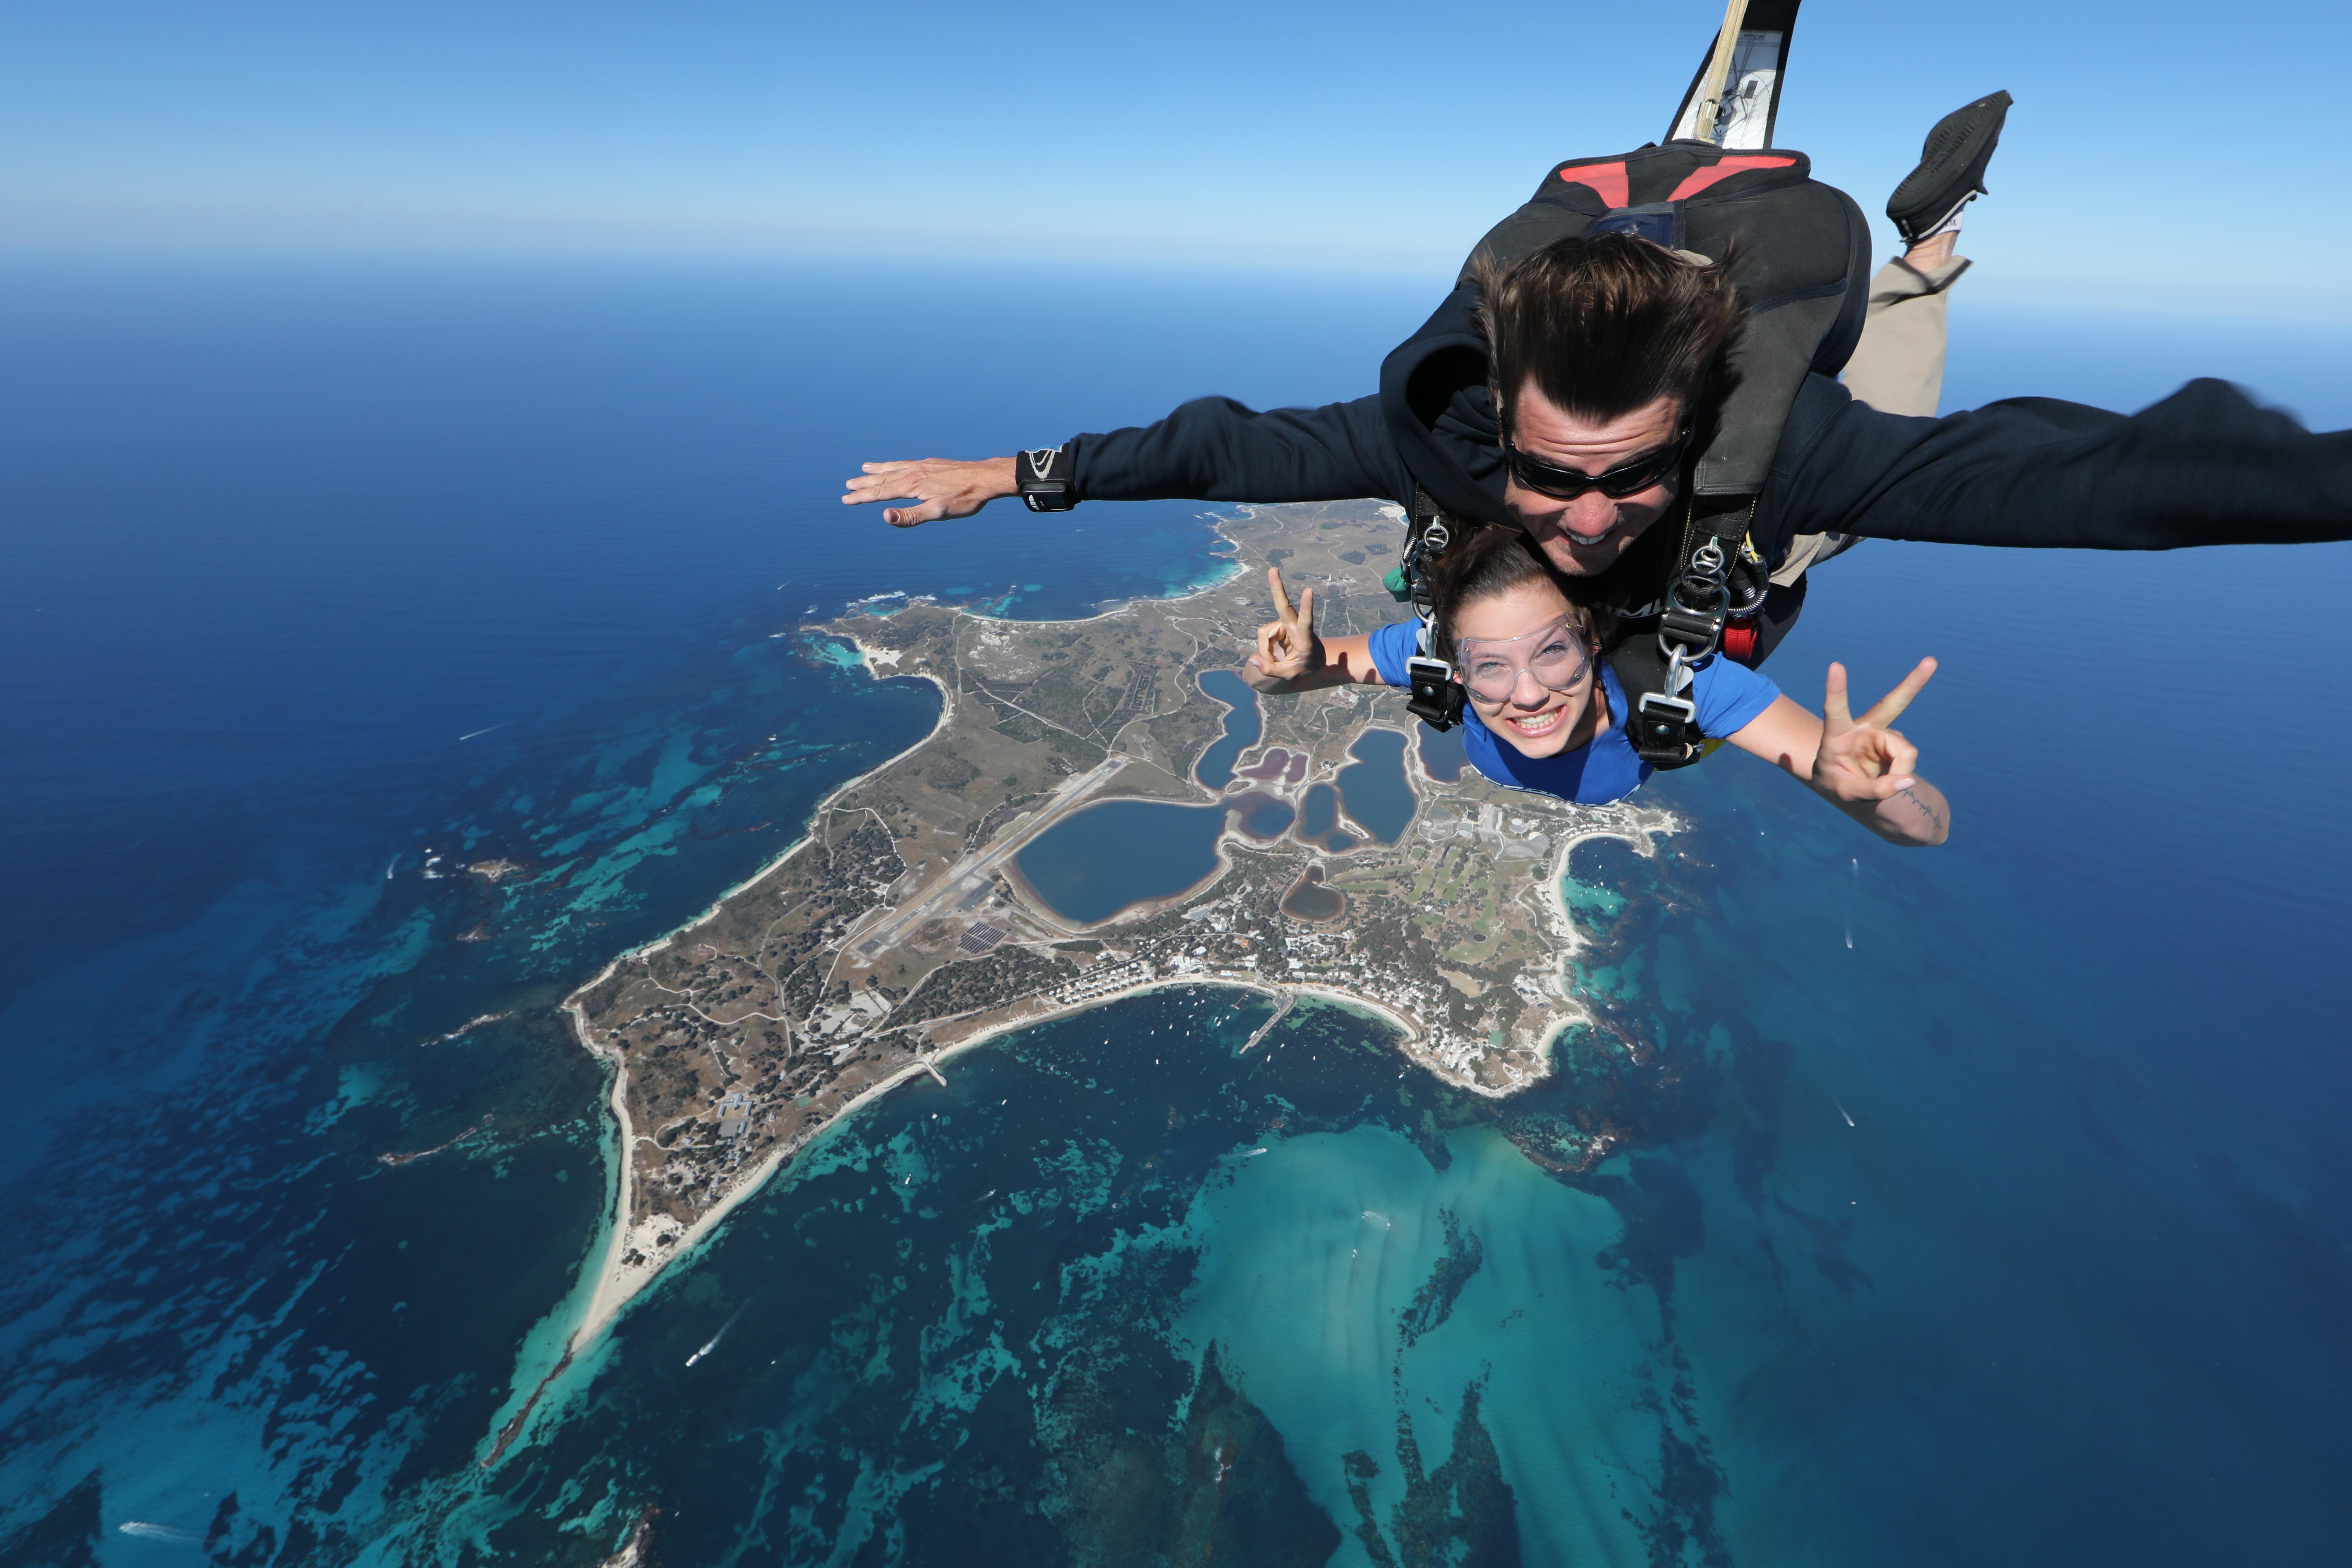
[1239,526,1949,846]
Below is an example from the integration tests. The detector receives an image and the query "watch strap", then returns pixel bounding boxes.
[1017,446,1076,512]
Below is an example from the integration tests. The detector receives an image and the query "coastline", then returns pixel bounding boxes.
[555,683,963,1351]
[553,553,1252,1352]
[563,964,1422,1353]
[1540,819,1671,959]
[547,629,970,1357]
[547,502,1632,1367]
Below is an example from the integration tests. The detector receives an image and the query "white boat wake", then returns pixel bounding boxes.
[684,1300,752,1368]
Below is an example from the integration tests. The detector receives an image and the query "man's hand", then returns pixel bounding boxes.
[1809,657,1936,803]
[1243,567,1326,691]
[841,456,1019,527]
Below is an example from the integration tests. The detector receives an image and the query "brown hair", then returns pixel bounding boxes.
[1423,523,1610,662]
[1474,231,1742,427]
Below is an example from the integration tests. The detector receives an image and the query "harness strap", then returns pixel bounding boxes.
[1391,486,1467,732]
[1618,487,1761,768]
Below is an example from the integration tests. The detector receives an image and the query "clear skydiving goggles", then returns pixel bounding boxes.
[1451,614,1596,706]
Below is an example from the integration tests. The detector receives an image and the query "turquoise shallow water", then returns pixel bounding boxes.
[1179,1123,1654,1564]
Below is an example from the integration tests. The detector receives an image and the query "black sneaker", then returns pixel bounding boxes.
[1887,90,2014,243]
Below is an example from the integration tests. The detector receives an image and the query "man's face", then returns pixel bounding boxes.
[1501,384,1685,576]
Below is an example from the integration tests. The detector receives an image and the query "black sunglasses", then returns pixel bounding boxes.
[1500,422,1692,501]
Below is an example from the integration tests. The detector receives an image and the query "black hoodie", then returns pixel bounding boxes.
[1064,291,2352,572]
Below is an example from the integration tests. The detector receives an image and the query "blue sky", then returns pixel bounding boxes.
[4,0,2347,310]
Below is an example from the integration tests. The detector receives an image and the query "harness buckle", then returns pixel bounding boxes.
[1404,654,1465,732]
[1635,691,1698,724]
[1630,690,1702,763]
[1656,603,1724,648]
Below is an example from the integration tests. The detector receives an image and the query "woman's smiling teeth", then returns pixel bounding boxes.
[1501,705,1567,738]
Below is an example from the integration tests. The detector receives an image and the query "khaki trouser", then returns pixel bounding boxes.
[1770,253,1969,584]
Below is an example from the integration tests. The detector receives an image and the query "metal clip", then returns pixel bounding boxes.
[1636,690,1698,724]
[1664,643,1696,701]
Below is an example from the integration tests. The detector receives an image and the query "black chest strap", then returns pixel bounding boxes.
[1388,486,1468,732]
[1615,488,1765,769]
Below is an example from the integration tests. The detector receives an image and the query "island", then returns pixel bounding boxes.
[559,500,1675,1345]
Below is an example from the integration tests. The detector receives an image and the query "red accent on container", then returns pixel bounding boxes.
[1666,155,1797,202]
[1559,161,1629,208]
[1722,618,1760,663]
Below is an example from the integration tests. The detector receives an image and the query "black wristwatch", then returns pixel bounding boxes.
[1017,447,1076,512]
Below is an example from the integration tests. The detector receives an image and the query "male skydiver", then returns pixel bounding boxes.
[838,93,2009,655]
[841,94,2352,693]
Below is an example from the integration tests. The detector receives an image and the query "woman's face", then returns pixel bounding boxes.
[1449,578,1601,758]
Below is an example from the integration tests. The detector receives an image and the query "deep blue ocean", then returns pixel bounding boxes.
[4,253,2349,1565]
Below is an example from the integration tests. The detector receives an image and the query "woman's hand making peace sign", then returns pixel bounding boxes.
[1808,657,1937,803]
[1232,565,1385,696]
[1724,655,1952,846]
[1243,567,1327,690]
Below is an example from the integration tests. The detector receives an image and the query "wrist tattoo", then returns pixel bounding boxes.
[1897,789,1944,836]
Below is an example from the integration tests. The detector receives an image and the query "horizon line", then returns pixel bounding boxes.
[6,242,2352,328]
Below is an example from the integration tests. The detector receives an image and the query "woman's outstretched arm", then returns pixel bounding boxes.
[1726,658,1951,846]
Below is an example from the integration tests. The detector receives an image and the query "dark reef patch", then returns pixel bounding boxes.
[1397,1208,1484,1350]
[1045,1344,1339,1566]
[0,1470,104,1568]
[1343,1381,1521,1567]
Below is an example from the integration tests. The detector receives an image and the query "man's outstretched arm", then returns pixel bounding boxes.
[841,395,1412,526]
[1771,374,2352,551]
[842,455,1019,528]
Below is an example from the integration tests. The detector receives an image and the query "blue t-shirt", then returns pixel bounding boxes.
[1366,620,1779,805]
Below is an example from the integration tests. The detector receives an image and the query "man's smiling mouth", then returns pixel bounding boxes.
[1559,516,1621,549]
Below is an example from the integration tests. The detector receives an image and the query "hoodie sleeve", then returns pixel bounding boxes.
[1764,374,2352,551]
[1065,396,1416,507]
